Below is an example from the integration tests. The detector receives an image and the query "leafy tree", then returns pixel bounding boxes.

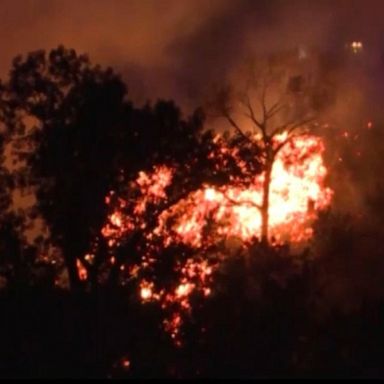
[0,46,128,290]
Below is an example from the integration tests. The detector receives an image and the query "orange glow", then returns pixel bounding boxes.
[122,359,130,369]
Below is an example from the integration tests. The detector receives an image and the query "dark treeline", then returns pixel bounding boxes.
[0,46,384,378]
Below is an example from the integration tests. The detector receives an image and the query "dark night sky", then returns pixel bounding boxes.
[0,0,383,108]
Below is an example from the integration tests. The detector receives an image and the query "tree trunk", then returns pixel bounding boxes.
[261,163,272,245]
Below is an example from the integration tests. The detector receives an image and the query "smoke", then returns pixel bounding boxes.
[0,0,383,109]
[2,0,383,218]
[2,0,383,224]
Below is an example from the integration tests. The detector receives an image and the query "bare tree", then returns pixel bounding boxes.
[209,53,328,244]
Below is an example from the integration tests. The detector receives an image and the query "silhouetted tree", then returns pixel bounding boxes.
[209,52,333,243]
[0,118,37,288]
[0,46,128,290]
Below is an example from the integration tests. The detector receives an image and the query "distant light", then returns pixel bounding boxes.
[349,41,363,54]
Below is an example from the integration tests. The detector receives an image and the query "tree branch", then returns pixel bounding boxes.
[240,93,268,141]
[266,98,287,119]
[260,78,268,125]
[223,111,252,143]
[272,130,308,156]
[222,190,262,211]
[271,116,314,138]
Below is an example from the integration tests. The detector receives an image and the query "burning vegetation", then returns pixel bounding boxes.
[11,50,334,344]
[3,43,384,379]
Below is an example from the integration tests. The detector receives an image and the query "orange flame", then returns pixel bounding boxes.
[157,134,332,246]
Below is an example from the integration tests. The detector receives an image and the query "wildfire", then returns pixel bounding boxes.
[100,132,333,343]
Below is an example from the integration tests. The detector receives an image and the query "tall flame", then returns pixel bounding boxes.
[157,134,332,246]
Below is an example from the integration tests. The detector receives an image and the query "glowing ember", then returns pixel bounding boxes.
[175,283,194,298]
[140,280,154,301]
[135,257,215,344]
[76,259,88,281]
[122,359,130,369]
